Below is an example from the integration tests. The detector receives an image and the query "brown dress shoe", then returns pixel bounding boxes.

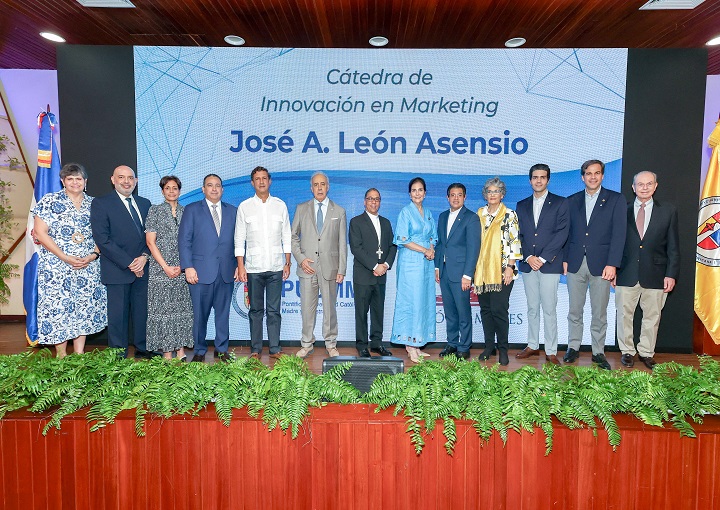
[515,347,540,359]
[269,351,283,360]
[638,355,657,370]
[545,354,561,365]
[620,353,635,367]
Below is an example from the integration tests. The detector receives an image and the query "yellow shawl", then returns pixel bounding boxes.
[473,203,506,293]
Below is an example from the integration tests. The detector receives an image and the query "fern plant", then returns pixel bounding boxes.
[0,350,719,456]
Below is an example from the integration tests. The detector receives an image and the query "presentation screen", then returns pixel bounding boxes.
[135,47,628,345]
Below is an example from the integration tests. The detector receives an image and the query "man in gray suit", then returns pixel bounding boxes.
[291,172,348,358]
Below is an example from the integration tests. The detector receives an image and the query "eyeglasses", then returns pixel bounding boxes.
[365,197,381,202]
[485,189,502,195]
[634,182,656,189]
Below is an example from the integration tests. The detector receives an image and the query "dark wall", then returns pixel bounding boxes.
[57,45,136,198]
[622,49,707,353]
[56,46,708,352]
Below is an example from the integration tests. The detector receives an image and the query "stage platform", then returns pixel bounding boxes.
[1,404,719,510]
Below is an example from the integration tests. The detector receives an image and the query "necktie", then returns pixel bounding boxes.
[211,204,221,235]
[126,197,143,234]
[636,202,646,239]
[317,203,324,233]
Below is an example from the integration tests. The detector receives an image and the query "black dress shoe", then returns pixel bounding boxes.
[357,348,371,358]
[591,353,612,370]
[479,347,496,361]
[620,353,635,368]
[456,350,470,360]
[439,345,458,358]
[498,350,509,366]
[638,355,657,370]
[370,346,392,356]
[563,348,579,363]
[216,352,230,363]
[191,354,205,363]
[134,350,151,359]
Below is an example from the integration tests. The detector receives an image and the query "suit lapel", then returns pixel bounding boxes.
[363,212,380,246]
[115,192,143,239]
[587,189,608,227]
[627,204,639,239]
[535,194,553,231]
[203,200,220,238]
[446,207,465,241]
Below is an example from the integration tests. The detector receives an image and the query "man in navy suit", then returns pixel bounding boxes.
[178,174,238,362]
[563,159,627,370]
[434,183,481,360]
[90,165,152,358]
[515,164,569,365]
[614,171,679,370]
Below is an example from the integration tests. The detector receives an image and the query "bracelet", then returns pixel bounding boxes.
[93,251,100,260]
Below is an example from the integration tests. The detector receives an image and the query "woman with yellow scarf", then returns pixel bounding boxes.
[473,177,522,366]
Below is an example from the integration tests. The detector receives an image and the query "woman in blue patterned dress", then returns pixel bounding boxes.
[33,163,107,357]
[391,177,438,363]
[145,176,193,360]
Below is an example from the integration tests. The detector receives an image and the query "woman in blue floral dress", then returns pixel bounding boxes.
[33,163,107,357]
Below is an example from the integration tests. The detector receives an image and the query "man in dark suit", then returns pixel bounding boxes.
[563,159,627,370]
[434,183,481,359]
[516,164,569,365]
[178,174,238,362]
[90,165,152,358]
[614,171,679,370]
[349,188,397,357]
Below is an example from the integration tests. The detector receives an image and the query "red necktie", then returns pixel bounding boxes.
[636,203,646,239]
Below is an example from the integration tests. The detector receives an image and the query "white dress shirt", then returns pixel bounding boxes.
[314,197,329,226]
[447,208,461,238]
[235,194,291,273]
[585,186,602,225]
[206,198,222,226]
[634,197,653,234]
[116,191,144,227]
[533,190,548,227]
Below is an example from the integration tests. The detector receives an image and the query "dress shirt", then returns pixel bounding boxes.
[447,208,461,238]
[533,191,547,227]
[205,198,222,226]
[584,186,602,225]
[116,191,144,227]
[235,194,291,273]
[314,197,329,226]
[634,197,653,234]
[366,211,387,271]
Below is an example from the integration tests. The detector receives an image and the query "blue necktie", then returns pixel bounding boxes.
[126,197,143,234]
[317,202,324,233]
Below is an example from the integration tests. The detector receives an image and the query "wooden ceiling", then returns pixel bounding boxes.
[1,0,720,73]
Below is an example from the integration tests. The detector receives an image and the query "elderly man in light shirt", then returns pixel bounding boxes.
[235,166,292,359]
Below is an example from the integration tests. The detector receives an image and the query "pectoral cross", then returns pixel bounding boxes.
[376,246,383,259]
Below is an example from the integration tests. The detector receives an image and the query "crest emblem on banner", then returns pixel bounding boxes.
[697,198,720,267]
[231,282,250,319]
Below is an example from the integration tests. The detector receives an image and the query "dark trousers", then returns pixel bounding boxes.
[353,282,386,349]
[477,280,514,352]
[439,272,473,352]
[106,278,148,357]
[189,272,233,355]
[247,271,282,354]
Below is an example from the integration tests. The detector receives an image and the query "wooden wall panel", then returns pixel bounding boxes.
[1,407,720,509]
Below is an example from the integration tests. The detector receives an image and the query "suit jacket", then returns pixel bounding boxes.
[563,187,627,276]
[434,206,481,282]
[516,192,569,274]
[178,200,237,284]
[616,199,679,289]
[291,199,347,280]
[90,191,151,285]
[349,212,397,285]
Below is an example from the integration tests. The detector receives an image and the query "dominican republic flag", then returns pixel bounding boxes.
[23,111,61,345]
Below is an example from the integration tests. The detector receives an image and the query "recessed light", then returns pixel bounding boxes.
[224,35,245,46]
[707,35,720,46]
[505,37,526,48]
[369,36,389,47]
[40,32,66,43]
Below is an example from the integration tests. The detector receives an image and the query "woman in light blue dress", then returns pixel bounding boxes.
[391,177,437,363]
[33,163,107,357]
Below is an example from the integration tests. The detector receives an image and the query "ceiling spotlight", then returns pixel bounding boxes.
[707,35,720,46]
[369,36,389,47]
[224,35,246,46]
[505,37,526,48]
[40,32,66,43]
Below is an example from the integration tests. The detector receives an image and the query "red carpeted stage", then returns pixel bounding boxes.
[2,404,720,509]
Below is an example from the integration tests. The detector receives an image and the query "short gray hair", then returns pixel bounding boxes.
[60,162,88,180]
[311,171,329,185]
[482,176,506,200]
[633,171,658,185]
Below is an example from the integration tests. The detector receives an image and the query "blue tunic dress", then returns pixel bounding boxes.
[391,203,437,346]
[33,190,107,345]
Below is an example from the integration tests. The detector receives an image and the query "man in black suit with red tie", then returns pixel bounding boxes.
[349,188,397,357]
[90,165,152,358]
[614,171,679,370]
